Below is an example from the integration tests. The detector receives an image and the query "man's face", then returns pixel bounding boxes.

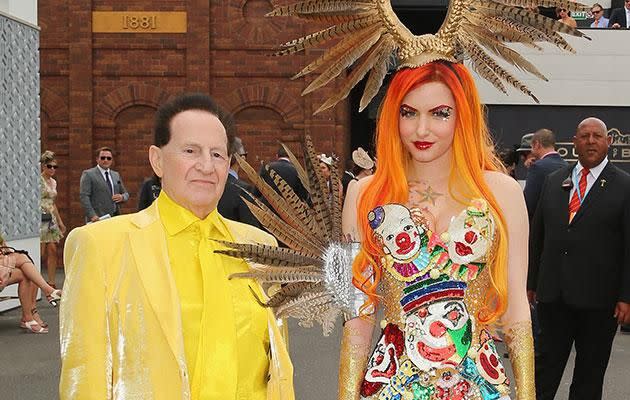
[626,0,630,11]
[591,6,603,18]
[150,110,230,218]
[530,139,542,159]
[573,121,611,169]
[97,150,113,169]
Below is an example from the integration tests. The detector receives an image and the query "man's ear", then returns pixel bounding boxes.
[148,145,163,178]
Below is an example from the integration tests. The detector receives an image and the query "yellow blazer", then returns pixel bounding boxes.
[60,202,294,400]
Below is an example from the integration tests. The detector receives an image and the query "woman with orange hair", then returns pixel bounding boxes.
[339,62,534,399]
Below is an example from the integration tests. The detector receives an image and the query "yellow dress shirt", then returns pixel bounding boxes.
[158,193,270,400]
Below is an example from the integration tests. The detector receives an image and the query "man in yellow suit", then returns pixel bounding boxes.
[60,93,294,400]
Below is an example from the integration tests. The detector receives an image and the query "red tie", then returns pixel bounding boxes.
[569,168,589,222]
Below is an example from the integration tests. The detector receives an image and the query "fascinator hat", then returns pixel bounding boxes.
[268,0,590,113]
[352,147,375,171]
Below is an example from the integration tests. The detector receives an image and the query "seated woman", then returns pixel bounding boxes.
[0,262,48,333]
[0,232,62,333]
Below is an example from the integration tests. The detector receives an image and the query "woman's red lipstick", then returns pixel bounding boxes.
[414,141,434,150]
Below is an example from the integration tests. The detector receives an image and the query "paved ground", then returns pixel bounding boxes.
[1,273,629,399]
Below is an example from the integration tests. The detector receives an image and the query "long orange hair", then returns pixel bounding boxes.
[353,62,508,324]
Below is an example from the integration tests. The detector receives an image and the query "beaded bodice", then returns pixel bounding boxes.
[360,199,511,400]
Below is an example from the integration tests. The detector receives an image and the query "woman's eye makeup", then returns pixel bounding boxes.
[399,104,417,118]
[430,105,453,120]
[400,104,453,120]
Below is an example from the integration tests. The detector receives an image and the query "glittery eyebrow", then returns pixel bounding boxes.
[400,103,418,112]
[429,104,452,113]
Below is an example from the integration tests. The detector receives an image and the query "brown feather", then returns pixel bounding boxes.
[464,23,548,81]
[463,12,543,49]
[280,143,311,193]
[274,14,379,57]
[489,15,575,52]
[359,47,392,111]
[496,0,589,12]
[313,34,395,114]
[266,166,327,245]
[229,267,322,284]
[460,35,508,94]
[293,24,382,79]
[242,196,324,255]
[276,291,331,318]
[460,33,539,102]
[235,156,312,238]
[214,240,322,267]
[302,27,383,95]
[264,282,321,308]
[328,155,343,242]
[266,1,374,17]
[476,0,589,39]
[303,135,332,242]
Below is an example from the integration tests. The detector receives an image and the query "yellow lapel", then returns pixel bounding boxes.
[128,202,186,366]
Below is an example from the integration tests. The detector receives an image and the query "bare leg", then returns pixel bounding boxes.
[9,252,56,296]
[16,273,35,321]
[27,280,47,327]
[46,242,57,286]
[40,242,48,281]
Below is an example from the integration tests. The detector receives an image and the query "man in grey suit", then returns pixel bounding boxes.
[79,146,129,222]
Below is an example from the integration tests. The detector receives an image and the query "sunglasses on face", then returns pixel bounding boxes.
[46,164,58,169]
[592,9,602,14]
[100,156,113,160]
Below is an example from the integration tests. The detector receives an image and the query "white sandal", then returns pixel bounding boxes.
[47,289,62,307]
[21,320,48,334]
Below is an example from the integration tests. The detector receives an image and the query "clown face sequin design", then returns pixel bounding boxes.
[369,204,424,263]
[445,199,495,265]
[404,296,472,370]
[475,330,509,386]
[361,324,406,397]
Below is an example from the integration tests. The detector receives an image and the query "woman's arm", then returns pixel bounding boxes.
[338,177,376,400]
[53,203,66,234]
[486,171,535,400]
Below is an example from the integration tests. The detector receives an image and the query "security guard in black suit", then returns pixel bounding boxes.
[528,117,630,400]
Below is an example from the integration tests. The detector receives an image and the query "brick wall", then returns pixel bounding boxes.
[40,0,352,232]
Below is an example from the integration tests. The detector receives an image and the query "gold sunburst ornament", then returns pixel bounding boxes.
[269,0,591,112]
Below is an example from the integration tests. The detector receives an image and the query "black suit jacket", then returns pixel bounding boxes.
[217,174,260,228]
[524,153,568,220]
[608,8,628,28]
[528,162,630,309]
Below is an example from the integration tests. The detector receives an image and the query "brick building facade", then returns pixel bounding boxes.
[39,0,352,231]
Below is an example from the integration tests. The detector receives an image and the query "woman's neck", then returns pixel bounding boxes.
[406,151,452,184]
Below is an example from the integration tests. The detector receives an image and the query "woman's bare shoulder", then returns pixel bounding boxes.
[483,170,522,198]
[483,170,526,219]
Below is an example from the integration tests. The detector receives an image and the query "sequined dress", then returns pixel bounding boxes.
[359,199,511,400]
[41,176,63,243]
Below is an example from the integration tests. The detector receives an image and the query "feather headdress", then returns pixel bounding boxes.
[218,136,364,336]
[269,0,590,112]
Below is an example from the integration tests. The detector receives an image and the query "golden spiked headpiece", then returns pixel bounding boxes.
[269,0,590,113]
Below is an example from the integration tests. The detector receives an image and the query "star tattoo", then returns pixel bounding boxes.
[418,186,443,205]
